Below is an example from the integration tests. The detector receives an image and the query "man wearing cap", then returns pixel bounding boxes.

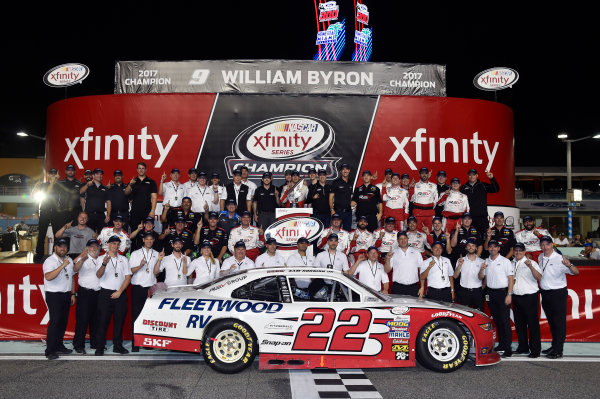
[515,215,552,260]
[182,168,199,206]
[479,239,514,357]
[347,247,389,293]
[42,238,76,359]
[80,168,110,233]
[255,238,285,267]
[351,170,382,232]
[384,231,423,297]
[484,211,516,259]
[159,216,193,256]
[281,170,309,208]
[98,216,131,255]
[162,196,202,234]
[422,217,451,258]
[95,235,132,355]
[218,199,242,235]
[55,211,97,259]
[129,216,161,252]
[555,232,569,247]
[72,239,102,354]
[306,170,332,228]
[124,162,158,231]
[450,212,483,262]
[329,163,354,231]
[410,167,438,231]
[376,168,393,193]
[437,177,470,232]
[460,169,500,233]
[209,172,226,213]
[194,212,228,263]
[129,232,162,351]
[580,242,600,260]
[349,216,379,263]
[315,234,350,272]
[512,242,543,358]
[374,217,399,262]
[452,239,485,311]
[58,164,83,227]
[239,166,257,201]
[221,241,255,275]
[381,173,409,231]
[221,169,251,215]
[286,237,316,266]
[434,170,449,218]
[279,170,293,198]
[318,213,351,255]
[419,241,455,302]
[155,237,191,287]
[184,171,218,215]
[253,172,281,230]
[307,168,318,187]
[228,211,264,261]
[33,168,61,262]
[159,168,185,208]
[538,236,579,359]
[107,170,130,230]
[191,241,220,285]
[406,216,429,257]
[82,169,93,185]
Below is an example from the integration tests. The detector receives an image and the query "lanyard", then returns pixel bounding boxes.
[328,251,337,266]
[197,185,208,197]
[173,255,183,274]
[57,258,69,279]
[142,248,154,264]
[109,256,119,277]
[541,256,551,272]
[235,259,245,269]
[204,257,212,274]
[367,260,378,279]
[434,257,445,280]
[300,255,308,266]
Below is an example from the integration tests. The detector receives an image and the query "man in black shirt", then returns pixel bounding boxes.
[107,170,130,231]
[125,162,158,230]
[253,172,280,230]
[221,169,251,215]
[434,170,449,218]
[80,168,110,234]
[58,164,83,227]
[329,163,354,231]
[484,211,515,258]
[161,196,202,233]
[194,212,228,262]
[449,212,483,262]
[159,216,193,256]
[460,168,500,234]
[218,199,241,235]
[351,170,382,232]
[33,168,61,262]
[307,170,332,228]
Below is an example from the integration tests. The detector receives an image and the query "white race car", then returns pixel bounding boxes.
[134,268,500,373]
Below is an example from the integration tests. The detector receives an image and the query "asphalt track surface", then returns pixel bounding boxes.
[1,355,599,399]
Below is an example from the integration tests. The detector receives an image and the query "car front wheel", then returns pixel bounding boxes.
[415,319,470,373]
[202,319,257,374]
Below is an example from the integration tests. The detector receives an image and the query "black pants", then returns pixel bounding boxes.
[335,209,353,232]
[257,211,276,231]
[513,292,541,355]
[487,288,512,354]
[96,288,128,348]
[471,215,490,236]
[36,210,61,258]
[426,287,452,302]
[60,209,81,227]
[457,287,485,311]
[72,287,99,350]
[312,213,331,229]
[45,291,71,356]
[541,287,568,354]
[392,282,419,297]
[130,284,149,345]
[130,209,151,234]
[87,211,106,234]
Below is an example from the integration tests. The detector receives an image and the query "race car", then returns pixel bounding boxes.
[134,267,500,373]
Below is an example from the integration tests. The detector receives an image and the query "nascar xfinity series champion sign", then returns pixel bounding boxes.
[114,60,446,97]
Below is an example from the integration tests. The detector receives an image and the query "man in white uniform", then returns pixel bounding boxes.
[286,237,316,267]
[156,237,192,287]
[452,238,485,311]
[159,168,185,208]
[419,241,454,302]
[315,234,350,272]
[347,247,389,293]
[255,238,286,267]
[98,215,130,254]
[221,241,256,274]
[384,231,422,297]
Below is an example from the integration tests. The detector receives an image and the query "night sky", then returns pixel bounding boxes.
[1,2,598,167]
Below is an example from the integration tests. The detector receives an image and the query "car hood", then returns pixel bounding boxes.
[385,294,488,318]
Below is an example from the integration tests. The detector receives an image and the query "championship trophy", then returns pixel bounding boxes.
[286,180,304,208]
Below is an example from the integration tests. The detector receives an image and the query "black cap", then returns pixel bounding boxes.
[340,163,351,170]
[144,216,154,224]
[241,210,252,217]
[488,239,500,247]
[385,216,396,224]
[450,177,460,184]
[401,173,410,179]
[357,215,368,222]
[113,169,123,176]
[188,168,197,174]
[391,173,401,179]
[362,170,372,176]
[86,239,100,247]
[406,216,417,223]
[437,170,446,176]
[397,231,408,238]
[384,168,393,174]
[539,235,554,244]
[93,168,103,174]
[432,216,443,223]
[328,233,339,241]
[468,168,478,175]
[175,216,185,223]
[297,237,309,244]
[308,168,317,174]
[113,215,124,221]
[233,169,242,176]
[181,196,192,203]
[197,171,207,178]
[239,166,249,171]
[317,169,327,175]
[431,241,444,248]
[265,237,277,245]
[262,172,272,179]
[208,211,218,219]
[461,212,472,219]
[55,238,68,247]
[466,237,477,245]
[48,168,58,174]
[171,168,180,174]
[291,170,300,176]
[142,231,155,239]
[107,235,122,243]
[367,246,379,252]
[200,240,212,248]
[514,242,526,250]
[84,169,92,175]
[494,211,504,218]
[331,213,341,220]
[172,237,183,243]
[65,164,76,170]
[234,240,246,249]
[225,198,236,206]
[523,215,534,222]
[211,172,220,178]
[284,170,293,176]
[419,167,429,173]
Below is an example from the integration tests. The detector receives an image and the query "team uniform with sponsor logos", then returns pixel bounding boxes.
[352,260,389,292]
[183,182,216,214]
[373,228,399,261]
[162,180,185,208]
[72,255,101,351]
[349,229,379,261]
[190,257,220,285]
[515,228,552,260]
[382,185,410,231]
[227,225,264,261]
[489,226,516,257]
[198,225,228,258]
[352,184,382,232]
[454,256,485,311]
[255,252,286,267]
[452,226,482,260]
[162,227,194,256]
[241,179,257,201]
[209,185,226,213]
[98,228,131,255]
[164,207,202,233]
[221,256,255,273]
[217,210,241,235]
[427,231,450,257]
[317,227,351,255]
[410,181,438,231]
[437,191,469,232]
[434,183,450,218]
[407,230,428,257]
[483,254,514,354]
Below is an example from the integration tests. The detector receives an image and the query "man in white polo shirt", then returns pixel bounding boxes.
[95,235,132,355]
[255,237,285,267]
[538,235,579,359]
[479,239,514,357]
[419,241,454,302]
[221,241,256,275]
[155,237,192,287]
[315,234,350,272]
[43,238,76,360]
[347,247,389,293]
[286,237,316,267]
[384,231,422,297]
[512,242,543,358]
[453,238,485,311]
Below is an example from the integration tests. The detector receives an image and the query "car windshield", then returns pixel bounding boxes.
[344,274,389,302]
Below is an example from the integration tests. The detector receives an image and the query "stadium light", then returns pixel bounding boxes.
[16,131,46,141]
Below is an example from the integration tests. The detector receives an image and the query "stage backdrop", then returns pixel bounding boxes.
[45,94,515,207]
[1,263,598,341]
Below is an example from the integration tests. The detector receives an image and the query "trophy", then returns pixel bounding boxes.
[286,180,304,208]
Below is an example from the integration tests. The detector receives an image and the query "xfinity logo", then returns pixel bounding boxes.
[474,67,519,91]
[64,127,178,169]
[43,63,89,87]
[264,217,325,247]
[389,128,499,172]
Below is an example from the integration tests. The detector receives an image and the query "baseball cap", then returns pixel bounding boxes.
[113,169,123,176]
[539,235,554,244]
[262,172,272,179]
[523,215,534,222]
[171,168,180,174]
[340,163,351,170]
[468,168,478,175]
[197,171,207,178]
[384,168,393,174]
[466,237,477,245]
[297,237,309,244]
[65,164,76,171]
[367,246,379,252]
[171,237,183,244]
[239,166,249,171]
[487,239,500,247]
[48,168,58,174]
[84,169,92,175]
[232,169,242,176]
[284,170,293,176]
[113,215,124,221]
[144,216,154,224]
[291,170,300,176]
[431,241,444,248]
[208,211,218,219]
[317,169,327,176]
[385,216,395,224]
[308,168,317,174]
[328,233,339,241]
[188,168,197,174]
[437,170,446,176]
[362,170,372,176]
[234,240,246,249]
[211,172,220,178]
[175,216,186,223]
[357,215,368,222]
[401,173,410,179]
[107,236,122,243]
[331,213,341,220]
[142,231,155,239]
[93,168,103,174]
[391,173,401,179]
[86,239,100,247]
[494,211,504,218]
[559,232,566,236]
[265,237,277,245]
[514,242,526,250]
[419,167,429,173]
[200,240,212,248]
[55,238,68,247]
[406,216,417,223]
[450,177,460,184]
[397,231,408,238]
[225,199,236,206]
[461,212,472,219]
[240,210,252,217]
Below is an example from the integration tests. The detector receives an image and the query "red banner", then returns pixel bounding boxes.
[1,263,598,342]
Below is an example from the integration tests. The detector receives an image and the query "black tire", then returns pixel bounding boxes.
[415,319,470,373]
[202,319,257,374]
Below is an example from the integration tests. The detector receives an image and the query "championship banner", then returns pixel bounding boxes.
[114,60,446,97]
[2,262,599,341]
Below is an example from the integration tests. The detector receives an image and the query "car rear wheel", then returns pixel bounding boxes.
[202,319,257,374]
[415,319,470,373]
